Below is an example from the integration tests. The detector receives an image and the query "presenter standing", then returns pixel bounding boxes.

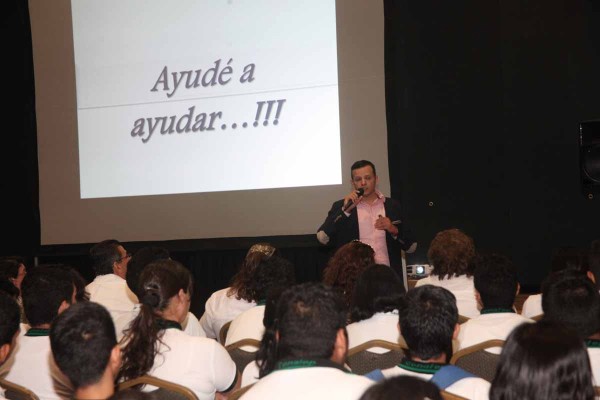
[317,160,416,282]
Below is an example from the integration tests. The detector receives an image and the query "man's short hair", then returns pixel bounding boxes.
[541,270,600,339]
[399,285,458,360]
[473,253,518,309]
[359,375,442,400]
[50,302,117,389]
[0,291,20,346]
[90,239,123,275]
[351,160,377,177]
[21,266,74,326]
[125,247,170,297]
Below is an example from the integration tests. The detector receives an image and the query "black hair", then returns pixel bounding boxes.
[358,375,442,400]
[490,321,595,400]
[90,239,123,275]
[589,239,600,290]
[125,247,170,297]
[45,264,90,303]
[541,270,600,339]
[21,266,74,326]
[350,264,404,323]
[0,291,20,346]
[473,253,518,309]
[119,259,192,382]
[256,282,347,378]
[0,278,19,298]
[399,285,457,361]
[0,257,24,280]
[50,302,117,389]
[351,160,377,177]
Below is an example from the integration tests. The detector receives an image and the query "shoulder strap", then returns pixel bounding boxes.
[430,365,476,389]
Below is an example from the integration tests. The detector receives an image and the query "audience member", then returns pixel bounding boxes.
[541,270,600,384]
[119,259,238,399]
[358,376,442,400]
[199,243,277,339]
[322,240,376,306]
[0,256,27,320]
[415,229,479,317]
[243,282,374,399]
[225,255,295,347]
[50,302,121,400]
[490,320,595,400]
[3,266,75,399]
[367,285,490,400]
[347,264,405,352]
[87,239,138,322]
[0,291,21,400]
[457,253,533,352]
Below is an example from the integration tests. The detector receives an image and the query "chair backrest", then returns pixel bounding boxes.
[346,339,407,375]
[531,313,543,322]
[595,386,600,397]
[228,383,255,400]
[457,315,470,324]
[219,321,232,345]
[0,379,40,400]
[440,389,468,400]
[449,339,505,382]
[226,338,261,373]
[118,375,199,400]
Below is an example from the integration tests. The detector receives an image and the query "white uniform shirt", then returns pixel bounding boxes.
[199,288,255,339]
[415,275,480,318]
[457,311,533,353]
[347,311,401,354]
[240,363,374,400]
[520,293,543,318]
[587,342,600,386]
[145,328,237,400]
[225,305,265,350]
[86,274,138,323]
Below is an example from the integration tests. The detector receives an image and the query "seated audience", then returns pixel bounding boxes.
[115,246,203,339]
[0,256,27,321]
[415,229,479,318]
[347,264,405,352]
[225,255,295,347]
[457,253,533,352]
[86,239,138,322]
[490,320,595,400]
[199,243,277,339]
[242,282,374,399]
[50,302,121,400]
[367,285,490,400]
[119,259,238,399]
[541,269,600,384]
[358,376,442,400]
[322,240,376,306]
[0,291,21,400]
[3,266,75,400]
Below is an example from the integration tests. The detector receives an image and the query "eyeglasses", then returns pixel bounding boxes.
[116,252,132,262]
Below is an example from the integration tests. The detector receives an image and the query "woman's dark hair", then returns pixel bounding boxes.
[490,321,595,400]
[228,243,278,302]
[350,264,404,323]
[359,375,442,400]
[322,241,375,305]
[427,228,475,278]
[119,259,192,382]
[0,257,24,280]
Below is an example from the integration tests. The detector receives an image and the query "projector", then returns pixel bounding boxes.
[406,264,433,276]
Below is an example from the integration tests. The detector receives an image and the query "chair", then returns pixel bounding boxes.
[457,315,470,324]
[0,379,40,400]
[449,339,505,382]
[595,386,600,397]
[118,375,199,400]
[531,313,543,321]
[228,383,255,400]
[440,390,468,400]
[226,338,261,373]
[346,339,407,375]
[219,321,232,345]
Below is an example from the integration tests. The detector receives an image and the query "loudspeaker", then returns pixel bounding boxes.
[580,120,600,198]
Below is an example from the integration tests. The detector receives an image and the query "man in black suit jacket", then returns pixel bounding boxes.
[317,160,416,280]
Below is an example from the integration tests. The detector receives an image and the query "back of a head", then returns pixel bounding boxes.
[230,243,277,302]
[400,285,458,360]
[473,253,518,309]
[427,228,475,279]
[21,266,74,326]
[50,302,117,389]
[90,239,122,275]
[0,291,20,347]
[247,255,295,302]
[350,264,404,323]
[541,270,600,339]
[126,247,170,297]
[550,246,589,274]
[276,282,347,361]
[358,375,442,400]
[490,320,595,400]
[46,263,90,303]
[0,257,22,281]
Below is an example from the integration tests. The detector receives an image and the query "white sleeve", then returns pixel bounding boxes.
[183,312,207,337]
[210,341,238,392]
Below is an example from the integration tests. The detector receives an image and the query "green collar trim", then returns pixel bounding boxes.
[275,358,349,373]
[480,307,515,315]
[398,358,443,374]
[586,339,600,348]
[156,319,182,331]
[256,299,267,306]
[25,328,50,337]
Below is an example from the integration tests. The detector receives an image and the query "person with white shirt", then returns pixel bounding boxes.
[86,239,138,323]
[0,292,21,400]
[458,253,533,352]
[415,229,479,318]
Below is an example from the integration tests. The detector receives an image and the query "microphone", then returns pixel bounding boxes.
[342,188,364,213]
